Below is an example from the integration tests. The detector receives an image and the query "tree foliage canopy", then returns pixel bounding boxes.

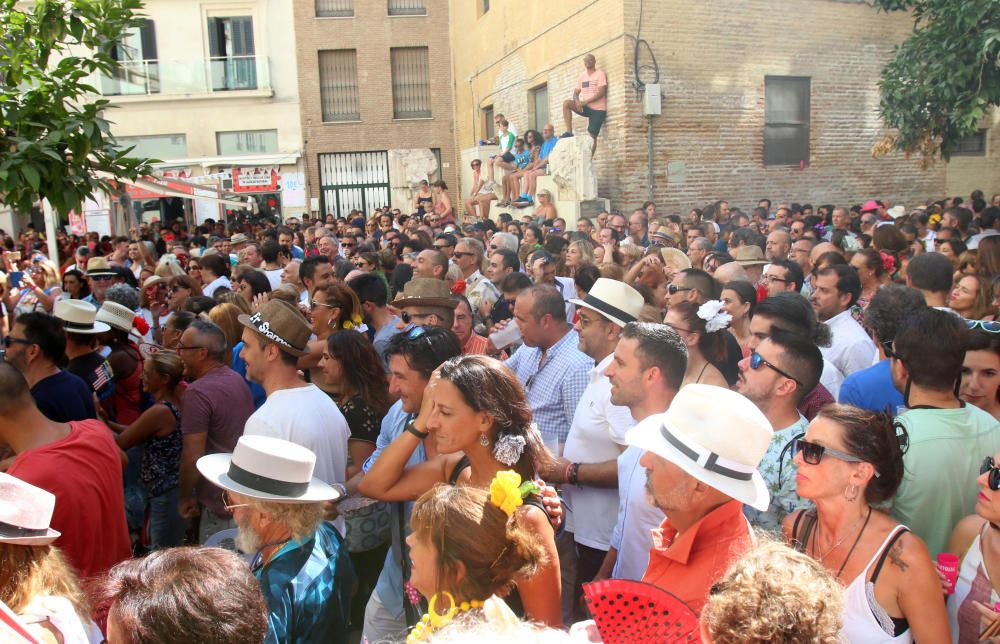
[873,0,1000,164]
[0,0,153,216]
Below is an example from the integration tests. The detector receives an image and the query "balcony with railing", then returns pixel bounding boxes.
[93,56,271,98]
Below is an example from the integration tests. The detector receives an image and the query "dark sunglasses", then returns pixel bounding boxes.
[667,284,692,295]
[968,320,1000,333]
[3,336,31,348]
[792,438,869,468]
[452,251,475,259]
[749,351,802,386]
[981,456,1000,491]
[401,311,431,325]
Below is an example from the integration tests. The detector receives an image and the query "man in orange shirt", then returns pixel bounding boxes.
[561,54,608,158]
[624,383,773,615]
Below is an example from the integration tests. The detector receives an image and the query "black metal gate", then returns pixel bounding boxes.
[318,151,390,219]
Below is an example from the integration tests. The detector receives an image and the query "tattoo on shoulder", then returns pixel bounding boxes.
[888,539,908,572]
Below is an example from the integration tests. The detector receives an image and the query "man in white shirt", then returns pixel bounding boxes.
[238,299,350,535]
[595,322,687,582]
[811,265,876,380]
[544,279,643,620]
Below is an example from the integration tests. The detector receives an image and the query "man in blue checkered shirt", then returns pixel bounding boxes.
[505,284,592,455]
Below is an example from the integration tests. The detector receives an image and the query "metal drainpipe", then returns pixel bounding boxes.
[647,114,654,202]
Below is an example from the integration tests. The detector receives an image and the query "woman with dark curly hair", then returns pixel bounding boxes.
[360,355,561,627]
[783,404,948,643]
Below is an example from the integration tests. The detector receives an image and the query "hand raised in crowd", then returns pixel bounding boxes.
[250,292,268,313]
[178,496,201,520]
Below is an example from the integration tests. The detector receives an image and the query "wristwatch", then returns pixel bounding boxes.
[405,419,429,439]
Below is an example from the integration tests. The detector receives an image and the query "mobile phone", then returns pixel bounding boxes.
[9,271,23,287]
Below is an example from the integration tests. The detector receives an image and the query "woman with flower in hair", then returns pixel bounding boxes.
[360,355,562,627]
[664,300,730,387]
[403,476,549,642]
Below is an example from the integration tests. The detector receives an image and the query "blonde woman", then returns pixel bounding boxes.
[0,473,102,643]
[209,303,246,358]
[6,256,61,317]
[564,240,594,277]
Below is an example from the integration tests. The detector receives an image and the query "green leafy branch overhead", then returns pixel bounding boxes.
[0,0,154,216]
[872,0,1000,165]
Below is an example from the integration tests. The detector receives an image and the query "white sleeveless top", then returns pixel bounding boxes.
[20,595,103,644]
[840,525,913,644]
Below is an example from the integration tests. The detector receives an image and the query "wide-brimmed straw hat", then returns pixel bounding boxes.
[85,257,115,278]
[625,384,773,512]
[96,301,142,337]
[569,278,644,328]
[238,299,311,357]
[53,299,110,335]
[197,435,342,504]
[391,277,459,309]
[0,473,62,545]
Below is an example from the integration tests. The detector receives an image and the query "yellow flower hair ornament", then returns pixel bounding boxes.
[341,313,364,330]
[489,470,541,517]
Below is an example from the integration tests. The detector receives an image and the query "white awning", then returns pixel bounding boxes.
[152,152,302,169]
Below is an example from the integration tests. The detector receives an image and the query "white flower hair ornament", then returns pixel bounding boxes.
[697,300,732,333]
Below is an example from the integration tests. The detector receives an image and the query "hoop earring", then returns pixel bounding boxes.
[427,592,457,628]
[844,484,859,503]
[479,432,491,447]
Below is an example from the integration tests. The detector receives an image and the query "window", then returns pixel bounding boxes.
[482,0,490,14]
[316,0,352,17]
[207,16,257,90]
[216,130,278,155]
[530,84,549,130]
[319,49,360,122]
[953,129,987,157]
[390,47,431,119]
[483,106,494,141]
[388,0,426,15]
[764,76,810,166]
[116,134,188,160]
[103,19,159,95]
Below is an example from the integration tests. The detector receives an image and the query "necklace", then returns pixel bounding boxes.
[407,593,483,643]
[812,506,873,577]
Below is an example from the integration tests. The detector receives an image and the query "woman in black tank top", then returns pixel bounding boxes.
[360,355,563,627]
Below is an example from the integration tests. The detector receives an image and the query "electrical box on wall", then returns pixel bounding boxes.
[643,83,662,116]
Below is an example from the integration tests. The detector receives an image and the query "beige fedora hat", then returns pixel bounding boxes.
[54,299,110,335]
[391,277,459,309]
[625,383,773,511]
[569,278,644,328]
[0,473,61,545]
[733,245,768,266]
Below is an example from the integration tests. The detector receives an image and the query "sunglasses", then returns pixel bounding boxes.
[667,284,692,295]
[452,251,475,259]
[401,311,432,325]
[981,456,1000,491]
[3,336,30,348]
[90,275,114,282]
[792,438,869,468]
[749,351,802,386]
[968,320,1000,333]
[311,299,338,309]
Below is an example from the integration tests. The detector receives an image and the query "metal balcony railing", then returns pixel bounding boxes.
[94,56,270,96]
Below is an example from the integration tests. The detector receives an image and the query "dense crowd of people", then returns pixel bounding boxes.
[2,187,1000,643]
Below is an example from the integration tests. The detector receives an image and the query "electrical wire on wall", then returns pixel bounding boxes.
[631,0,661,201]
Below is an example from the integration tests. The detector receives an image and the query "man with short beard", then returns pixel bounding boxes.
[198,436,353,643]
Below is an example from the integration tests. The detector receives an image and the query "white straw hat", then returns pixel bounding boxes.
[0,473,61,545]
[53,299,110,335]
[96,301,141,336]
[625,384,774,511]
[569,278,644,328]
[197,435,342,504]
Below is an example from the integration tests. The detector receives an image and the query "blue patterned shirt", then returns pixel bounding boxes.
[505,328,592,450]
[256,521,355,644]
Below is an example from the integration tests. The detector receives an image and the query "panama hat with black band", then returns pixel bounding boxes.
[568,277,644,328]
[197,435,343,503]
[625,383,773,511]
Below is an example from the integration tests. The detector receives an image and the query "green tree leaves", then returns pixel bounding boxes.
[873,0,1000,164]
[0,0,154,215]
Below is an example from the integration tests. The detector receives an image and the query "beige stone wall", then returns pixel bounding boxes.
[293,0,457,214]
[450,0,998,214]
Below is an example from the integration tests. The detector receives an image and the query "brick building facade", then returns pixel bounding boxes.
[293,0,457,218]
[450,0,998,214]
